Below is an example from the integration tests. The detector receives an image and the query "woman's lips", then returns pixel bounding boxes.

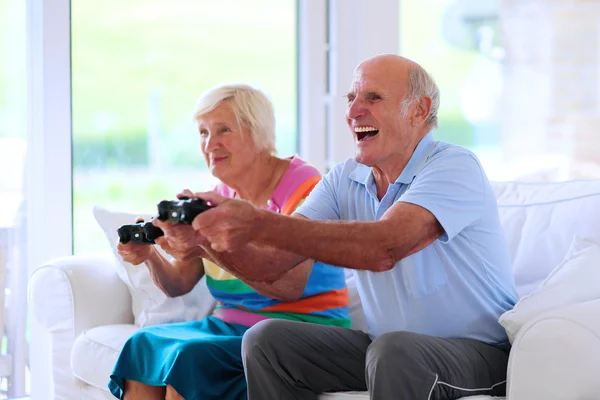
[211,156,227,165]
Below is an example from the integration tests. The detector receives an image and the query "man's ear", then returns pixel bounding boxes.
[411,96,433,126]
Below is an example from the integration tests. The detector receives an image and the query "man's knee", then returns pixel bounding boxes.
[242,319,295,362]
[366,331,423,370]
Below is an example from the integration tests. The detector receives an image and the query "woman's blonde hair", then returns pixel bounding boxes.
[192,83,276,154]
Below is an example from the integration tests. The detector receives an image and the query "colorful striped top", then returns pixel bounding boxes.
[205,156,351,328]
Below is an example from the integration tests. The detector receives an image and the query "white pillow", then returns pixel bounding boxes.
[93,205,216,327]
[499,236,600,343]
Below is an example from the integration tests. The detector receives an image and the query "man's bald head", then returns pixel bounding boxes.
[355,54,416,78]
[354,54,440,129]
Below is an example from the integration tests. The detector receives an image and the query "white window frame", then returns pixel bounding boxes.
[299,0,400,173]
[27,0,72,398]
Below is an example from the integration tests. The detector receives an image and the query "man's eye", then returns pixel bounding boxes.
[347,96,355,103]
[199,130,208,136]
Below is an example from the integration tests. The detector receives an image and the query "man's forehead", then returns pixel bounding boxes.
[348,71,392,95]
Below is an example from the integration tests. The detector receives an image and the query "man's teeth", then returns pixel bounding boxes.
[355,127,378,133]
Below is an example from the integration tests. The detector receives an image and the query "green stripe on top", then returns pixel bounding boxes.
[206,275,255,294]
[254,311,352,328]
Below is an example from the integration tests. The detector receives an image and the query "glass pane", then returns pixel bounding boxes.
[0,0,30,395]
[72,0,298,254]
[401,0,504,178]
[401,0,600,182]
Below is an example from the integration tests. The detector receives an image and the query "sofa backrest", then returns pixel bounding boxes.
[492,180,600,297]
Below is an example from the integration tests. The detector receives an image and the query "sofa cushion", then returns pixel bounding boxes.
[71,324,140,391]
[93,206,216,327]
[499,236,600,343]
[71,323,501,400]
[492,180,600,297]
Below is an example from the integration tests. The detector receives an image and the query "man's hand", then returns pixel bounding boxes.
[191,191,261,252]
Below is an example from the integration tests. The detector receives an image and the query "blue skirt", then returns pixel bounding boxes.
[109,316,249,400]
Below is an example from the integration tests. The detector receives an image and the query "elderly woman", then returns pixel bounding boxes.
[108,84,350,400]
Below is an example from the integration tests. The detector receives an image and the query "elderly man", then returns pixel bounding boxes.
[183,54,518,400]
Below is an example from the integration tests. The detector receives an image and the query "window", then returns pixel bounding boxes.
[72,0,298,254]
[400,0,503,178]
[400,0,600,182]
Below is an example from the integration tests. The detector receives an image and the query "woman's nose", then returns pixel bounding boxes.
[203,133,219,152]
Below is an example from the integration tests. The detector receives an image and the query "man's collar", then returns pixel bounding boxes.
[395,132,435,184]
[349,132,436,186]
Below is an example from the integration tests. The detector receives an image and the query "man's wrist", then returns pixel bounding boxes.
[254,208,276,242]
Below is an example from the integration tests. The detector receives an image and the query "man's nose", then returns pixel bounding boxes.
[347,99,367,120]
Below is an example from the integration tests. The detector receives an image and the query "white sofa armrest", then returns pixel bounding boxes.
[28,253,133,400]
[29,253,133,333]
[506,299,600,400]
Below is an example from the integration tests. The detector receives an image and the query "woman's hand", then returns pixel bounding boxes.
[190,191,260,252]
[116,217,155,265]
[152,190,209,261]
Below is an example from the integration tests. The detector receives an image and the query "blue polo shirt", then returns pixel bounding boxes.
[296,133,517,343]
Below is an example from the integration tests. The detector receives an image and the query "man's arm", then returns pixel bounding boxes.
[153,216,312,300]
[197,216,311,292]
[192,150,487,282]
[228,259,314,302]
[192,198,442,283]
[253,202,443,272]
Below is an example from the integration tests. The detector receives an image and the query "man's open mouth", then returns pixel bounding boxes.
[355,126,379,141]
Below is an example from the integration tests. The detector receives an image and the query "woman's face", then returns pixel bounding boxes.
[197,101,260,183]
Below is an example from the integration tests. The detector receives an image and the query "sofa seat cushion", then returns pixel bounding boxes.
[71,324,140,391]
[72,324,503,400]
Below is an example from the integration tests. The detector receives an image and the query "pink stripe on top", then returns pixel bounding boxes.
[213,155,321,214]
[212,307,270,327]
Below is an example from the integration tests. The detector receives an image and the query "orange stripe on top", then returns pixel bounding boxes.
[259,288,349,314]
[281,175,322,215]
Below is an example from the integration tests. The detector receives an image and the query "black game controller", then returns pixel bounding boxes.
[118,221,164,244]
[156,197,213,225]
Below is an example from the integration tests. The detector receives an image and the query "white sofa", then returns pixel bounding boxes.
[29,180,600,400]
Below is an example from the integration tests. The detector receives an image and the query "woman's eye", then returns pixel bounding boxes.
[222,127,230,133]
[199,130,208,137]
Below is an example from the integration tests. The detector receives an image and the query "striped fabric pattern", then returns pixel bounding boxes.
[204,156,350,328]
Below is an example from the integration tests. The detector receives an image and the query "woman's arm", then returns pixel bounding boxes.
[144,246,205,298]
